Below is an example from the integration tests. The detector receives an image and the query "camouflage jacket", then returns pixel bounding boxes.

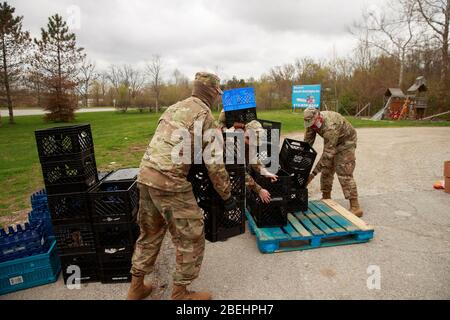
[304,111,357,176]
[246,164,263,194]
[138,97,231,200]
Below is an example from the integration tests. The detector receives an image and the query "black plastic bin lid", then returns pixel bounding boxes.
[104,168,139,182]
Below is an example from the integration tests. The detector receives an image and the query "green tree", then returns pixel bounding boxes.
[33,14,85,122]
[0,2,31,124]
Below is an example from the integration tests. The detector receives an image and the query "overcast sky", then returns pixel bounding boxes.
[10,0,385,81]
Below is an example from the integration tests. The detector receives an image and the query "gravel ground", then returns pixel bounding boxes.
[2,127,450,300]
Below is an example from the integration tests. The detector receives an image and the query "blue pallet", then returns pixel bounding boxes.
[0,239,60,296]
[246,200,375,254]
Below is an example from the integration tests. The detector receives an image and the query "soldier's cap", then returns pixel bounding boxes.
[195,72,223,95]
[304,107,320,128]
[245,120,266,146]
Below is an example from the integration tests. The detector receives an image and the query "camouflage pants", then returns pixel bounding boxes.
[131,183,205,286]
[320,147,358,200]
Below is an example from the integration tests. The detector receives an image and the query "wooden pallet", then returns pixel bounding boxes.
[246,199,375,254]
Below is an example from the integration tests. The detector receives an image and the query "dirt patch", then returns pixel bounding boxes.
[0,209,30,229]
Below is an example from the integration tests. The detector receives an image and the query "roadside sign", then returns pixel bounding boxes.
[292,85,322,109]
[222,87,256,112]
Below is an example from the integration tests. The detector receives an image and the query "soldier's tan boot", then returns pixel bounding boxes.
[349,198,363,218]
[171,284,212,300]
[322,192,331,200]
[126,275,153,300]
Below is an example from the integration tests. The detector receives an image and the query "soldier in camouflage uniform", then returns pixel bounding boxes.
[303,107,363,217]
[127,72,237,301]
[220,116,276,203]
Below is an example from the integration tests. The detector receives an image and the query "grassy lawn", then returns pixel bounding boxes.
[1,108,449,219]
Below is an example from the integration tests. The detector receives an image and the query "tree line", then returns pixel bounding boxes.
[0,0,449,125]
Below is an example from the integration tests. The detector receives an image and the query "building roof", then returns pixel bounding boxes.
[407,76,427,93]
[385,88,405,98]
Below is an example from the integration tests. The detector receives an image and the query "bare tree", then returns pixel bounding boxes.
[0,2,32,124]
[355,0,420,87]
[77,60,97,107]
[106,64,122,95]
[122,64,144,102]
[415,0,450,87]
[146,54,163,112]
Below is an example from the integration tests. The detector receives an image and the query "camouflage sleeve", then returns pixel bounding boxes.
[199,111,232,201]
[245,172,262,194]
[304,127,317,146]
[217,109,227,130]
[312,130,338,176]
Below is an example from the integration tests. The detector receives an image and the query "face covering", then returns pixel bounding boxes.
[311,115,323,130]
[192,80,218,108]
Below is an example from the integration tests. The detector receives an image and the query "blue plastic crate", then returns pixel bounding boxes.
[31,190,48,210]
[0,239,61,296]
[29,209,55,238]
[0,223,50,263]
[222,87,256,111]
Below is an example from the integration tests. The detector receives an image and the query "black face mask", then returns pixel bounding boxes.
[192,80,217,108]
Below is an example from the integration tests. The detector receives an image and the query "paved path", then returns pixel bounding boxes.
[0,108,115,117]
[3,127,450,300]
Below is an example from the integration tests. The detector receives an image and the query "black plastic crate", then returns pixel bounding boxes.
[223,131,245,165]
[35,124,94,162]
[286,188,308,213]
[41,151,99,195]
[47,192,90,225]
[60,252,99,284]
[251,168,291,199]
[257,119,282,145]
[256,143,281,168]
[199,200,245,243]
[280,139,317,174]
[188,164,245,203]
[246,190,288,228]
[97,249,133,270]
[93,222,139,253]
[89,180,139,224]
[54,223,96,255]
[290,171,310,190]
[225,108,257,128]
[103,168,139,182]
[99,268,131,284]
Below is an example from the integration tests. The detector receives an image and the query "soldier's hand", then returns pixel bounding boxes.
[307,174,315,186]
[233,122,245,130]
[223,196,238,212]
[259,189,271,204]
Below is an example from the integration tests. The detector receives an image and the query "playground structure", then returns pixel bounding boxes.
[372,76,430,121]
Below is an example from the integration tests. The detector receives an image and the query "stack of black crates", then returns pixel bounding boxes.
[35,124,140,284]
[35,124,99,284]
[188,132,246,242]
[89,168,139,283]
[279,138,317,213]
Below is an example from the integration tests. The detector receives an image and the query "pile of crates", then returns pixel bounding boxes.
[89,169,139,283]
[280,138,317,213]
[246,135,317,229]
[188,132,246,242]
[0,191,60,295]
[35,124,139,284]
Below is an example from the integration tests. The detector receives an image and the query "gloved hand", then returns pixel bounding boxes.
[223,196,238,212]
